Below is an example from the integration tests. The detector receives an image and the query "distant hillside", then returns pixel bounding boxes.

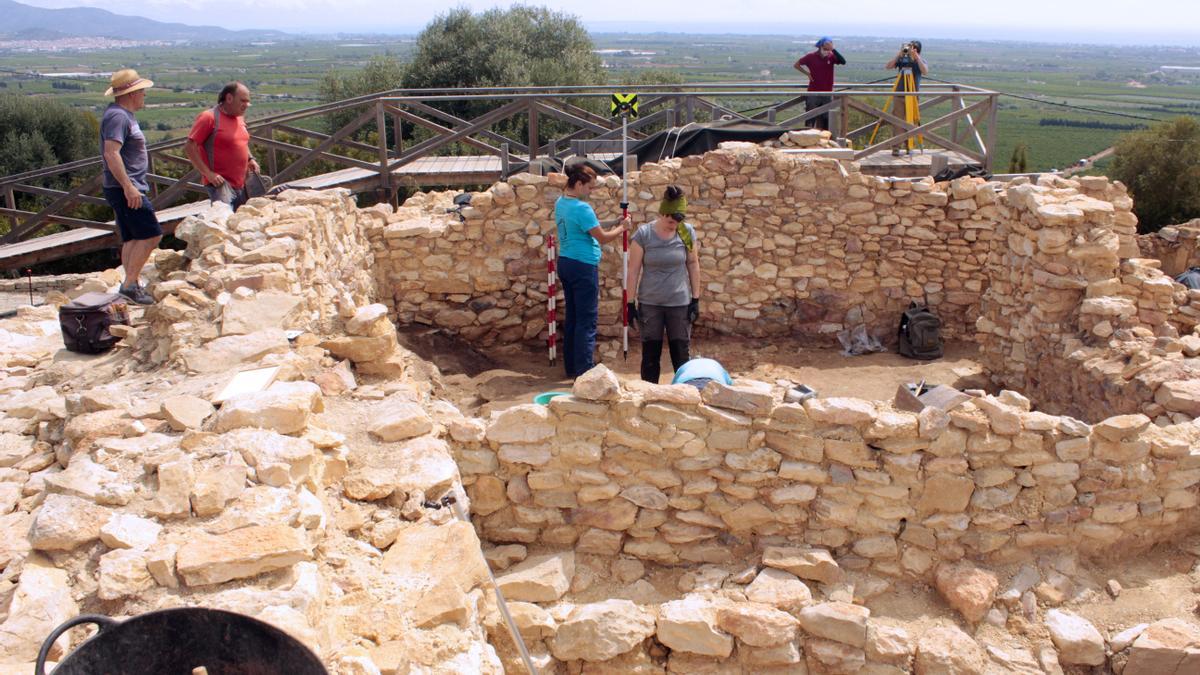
[0,0,289,42]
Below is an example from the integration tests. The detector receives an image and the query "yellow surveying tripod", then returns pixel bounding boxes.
[868,67,923,154]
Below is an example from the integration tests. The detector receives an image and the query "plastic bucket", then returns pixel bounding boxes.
[533,391,569,405]
[37,608,328,675]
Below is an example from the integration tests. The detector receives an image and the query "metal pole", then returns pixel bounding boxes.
[621,113,629,362]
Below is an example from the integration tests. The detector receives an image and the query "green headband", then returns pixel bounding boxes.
[658,194,687,216]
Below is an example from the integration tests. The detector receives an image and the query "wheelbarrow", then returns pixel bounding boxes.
[36,607,328,675]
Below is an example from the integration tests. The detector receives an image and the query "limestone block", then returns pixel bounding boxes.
[221,292,303,336]
[1045,609,1106,666]
[0,556,77,662]
[573,365,621,401]
[346,303,394,337]
[369,395,433,442]
[212,381,323,435]
[217,428,315,488]
[179,328,290,374]
[495,551,574,602]
[162,395,216,431]
[42,455,133,506]
[1155,381,1200,417]
[866,621,913,665]
[934,562,998,623]
[620,485,669,510]
[917,474,974,513]
[914,624,985,675]
[701,380,774,415]
[656,596,734,657]
[147,458,195,519]
[717,602,799,647]
[798,602,870,647]
[147,544,179,588]
[804,397,876,426]
[1124,618,1200,675]
[320,335,395,363]
[763,546,843,583]
[176,524,311,586]
[486,404,554,445]
[100,513,162,550]
[97,549,155,600]
[343,436,458,501]
[191,465,248,516]
[745,568,813,611]
[549,599,656,662]
[28,493,111,551]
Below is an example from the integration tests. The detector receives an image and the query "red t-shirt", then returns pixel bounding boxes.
[797,51,839,92]
[188,108,250,189]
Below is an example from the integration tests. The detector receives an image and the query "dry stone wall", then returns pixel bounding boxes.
[976,175,1200,422]
[368,145,1004,347]
[136,189,378,367]
[455,365,1200,579]
[1138,219,1200,277]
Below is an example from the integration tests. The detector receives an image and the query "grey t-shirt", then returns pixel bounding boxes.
[100,103,149,191]
[632,222,695,307]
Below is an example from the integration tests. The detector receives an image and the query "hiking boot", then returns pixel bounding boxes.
[119,284,155,305]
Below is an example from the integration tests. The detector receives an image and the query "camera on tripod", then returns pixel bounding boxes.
[900,42,915,57]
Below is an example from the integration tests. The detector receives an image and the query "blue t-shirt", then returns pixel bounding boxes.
[672,358,733,385]
[100,103,149,191]
[555,196,602,266]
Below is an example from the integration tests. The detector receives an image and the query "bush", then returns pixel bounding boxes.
[1110,116,1200,233]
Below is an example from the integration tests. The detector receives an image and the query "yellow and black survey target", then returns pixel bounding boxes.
[610,93,639,118]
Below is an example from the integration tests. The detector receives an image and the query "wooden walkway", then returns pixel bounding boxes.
[0,155,511,270]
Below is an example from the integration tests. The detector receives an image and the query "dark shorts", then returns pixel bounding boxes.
[103,187,163,242]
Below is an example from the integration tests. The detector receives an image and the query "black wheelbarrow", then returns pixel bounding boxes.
[36,607,328,675]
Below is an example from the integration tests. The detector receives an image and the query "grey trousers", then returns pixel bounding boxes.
[637,303,691,383]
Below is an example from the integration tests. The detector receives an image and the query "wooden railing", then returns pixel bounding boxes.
[0,82,999,259]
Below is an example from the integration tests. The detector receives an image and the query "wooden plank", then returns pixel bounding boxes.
[3,173,103,244]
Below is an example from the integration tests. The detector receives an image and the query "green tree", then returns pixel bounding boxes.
[0,94,96,177]
[1008,142,1029,173]
[1110,116,1200,233]
[401,5,605,149]
[319,54,406,135]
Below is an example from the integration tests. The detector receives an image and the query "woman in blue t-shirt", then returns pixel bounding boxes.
[555,164,630,378]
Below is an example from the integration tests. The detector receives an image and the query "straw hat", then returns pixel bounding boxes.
[104,69,154,97]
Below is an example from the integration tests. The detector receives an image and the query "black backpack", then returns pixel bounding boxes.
[59,292,130,354]
[1175,267,1200,290]
[897,302,943,360]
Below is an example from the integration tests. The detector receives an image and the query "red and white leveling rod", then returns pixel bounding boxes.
[546,233,557,366]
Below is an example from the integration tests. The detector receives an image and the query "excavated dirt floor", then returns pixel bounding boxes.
[399,328,991,417]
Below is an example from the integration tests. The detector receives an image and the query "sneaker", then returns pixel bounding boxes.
[119,284,155,305]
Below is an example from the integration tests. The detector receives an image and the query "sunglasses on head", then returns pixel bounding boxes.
[669,213,685,222]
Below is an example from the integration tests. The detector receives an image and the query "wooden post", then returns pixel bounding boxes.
[950,87,961,145]
[984,94,998,172]
[501,143,510,178]
[376,100,391,203]
[146,155,159,199]
[527,101,539,163]
[685,96,695,124]
[268,127,279,177]
[3,185,15,234]
[392,111,403,157]
[547,140,557,161]
[767,108,776,124]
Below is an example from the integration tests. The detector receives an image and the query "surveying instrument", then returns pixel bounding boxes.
[868,43,924,155]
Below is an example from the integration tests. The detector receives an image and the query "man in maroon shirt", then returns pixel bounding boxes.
[793,37,847,131]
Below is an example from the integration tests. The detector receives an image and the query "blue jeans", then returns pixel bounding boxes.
[558,256,599,378]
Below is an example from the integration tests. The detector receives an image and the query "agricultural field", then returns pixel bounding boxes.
[1,33,1198,171]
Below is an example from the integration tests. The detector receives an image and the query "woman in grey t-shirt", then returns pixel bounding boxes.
[627,185,702,383]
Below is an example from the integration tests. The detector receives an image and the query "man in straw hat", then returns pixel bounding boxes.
[100,68,160,305]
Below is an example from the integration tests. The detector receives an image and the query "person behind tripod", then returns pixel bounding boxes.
[885,40,928,155]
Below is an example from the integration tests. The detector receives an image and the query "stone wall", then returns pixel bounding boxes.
[453,366,1200,580]
[367,145,1007,347]
[135,189,378,367]
[1137,220,1200,277]
[975,175,1200,422]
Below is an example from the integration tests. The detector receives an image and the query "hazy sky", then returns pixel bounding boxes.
[17,0,1200,45]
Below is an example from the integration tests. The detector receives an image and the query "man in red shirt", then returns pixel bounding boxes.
[793,37,846,132]
[185,81,259,210]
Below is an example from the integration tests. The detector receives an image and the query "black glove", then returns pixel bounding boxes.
[626,302,638,324]
[688,298,700,324]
